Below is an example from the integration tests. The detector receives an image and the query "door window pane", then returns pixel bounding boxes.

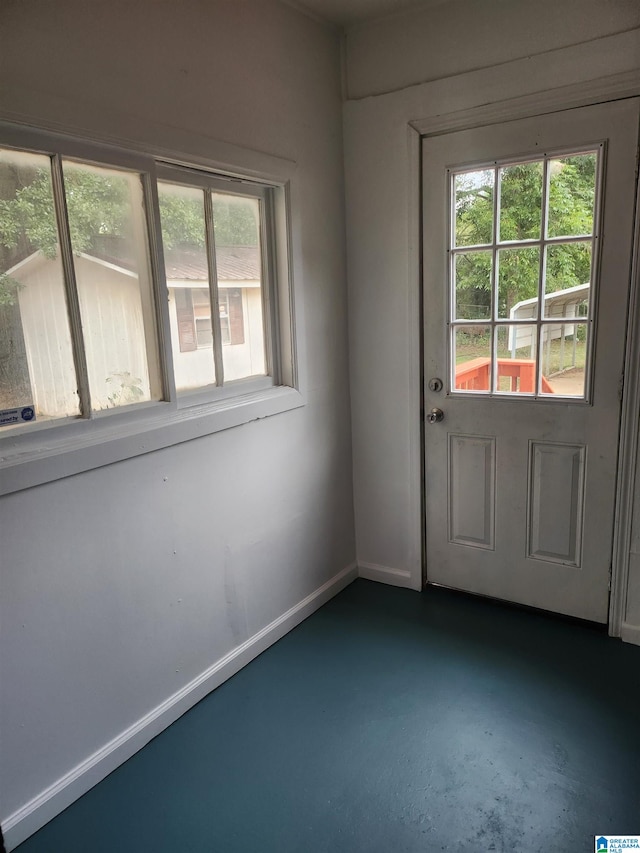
[547,153,597,239]
[0,149,79,428]
[453,326,492,392]
[544,242,592,316]
[496,324,538,394]
[63,161,160,410]
[453,169,494,247]
[540,322,587,397]
[497,246,540,320]
[499,161,543,242]
[212,193,265,381]
[454,250,492,319]
[158,182,216,392]
[449,148,599,400]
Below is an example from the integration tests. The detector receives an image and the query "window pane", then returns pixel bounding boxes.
[453,326,491,392]
[540,322,587,397]
[547,153,597,239]
[497,246,540,320]
[212,193,265,381]
[498,161,543,242]
[63,161,160,410]
[193,289,213,348]
[496,324,537,394]
[453,169,494,248]
[544,242,592,318]
[0,149,79,428]
[453,250,492,319]
[158,182,216,393]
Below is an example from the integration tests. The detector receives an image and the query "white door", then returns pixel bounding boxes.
[423,99,640,623]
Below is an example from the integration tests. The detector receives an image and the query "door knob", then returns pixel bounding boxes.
[427,407,444,424]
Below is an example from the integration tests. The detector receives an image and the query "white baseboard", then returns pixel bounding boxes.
[3,562,358,851]
[620,621,640,646]
[358,561,416,589]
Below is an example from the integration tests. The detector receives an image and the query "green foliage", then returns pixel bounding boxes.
[212,196,258,248]
[548,153,596,238]
[0,274,22,306]
[157,194,205,249]
[0,168,57,258]
[63,167,130,254]
[454,155,596,318]
[0,164,259,282]
[0,166,130,259]
[454,169,493,247]
[157,192,259,249]
[499,162,544,241]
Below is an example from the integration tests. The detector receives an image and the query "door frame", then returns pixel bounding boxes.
[409,69,640,637]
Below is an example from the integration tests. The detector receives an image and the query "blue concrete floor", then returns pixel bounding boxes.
[12,580,640,852]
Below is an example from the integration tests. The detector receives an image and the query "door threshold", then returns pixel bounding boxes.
[424,581,608,632]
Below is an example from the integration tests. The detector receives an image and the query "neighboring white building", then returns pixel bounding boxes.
[163,246,265,391]
[6,246,264,416]
[508,282,589,370]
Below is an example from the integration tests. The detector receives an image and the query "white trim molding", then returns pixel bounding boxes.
[2,563,358,851]
[406,123,425,591]
[620,622,640,646]
[359,561,414,588]
[609,150,640,637]
[410,69,640,138]
[0,386,305,497]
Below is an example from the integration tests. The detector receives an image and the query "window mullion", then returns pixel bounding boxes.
[50,154,92,418]
[259,193,276,382]
[491,165,500,393]
[536,158,551,395]
[143,169,177,404]
[203,191,224,386]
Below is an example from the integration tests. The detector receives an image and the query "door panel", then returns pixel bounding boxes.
[527,441,585,566]
[423,99,640,622]
[448,433,496,550]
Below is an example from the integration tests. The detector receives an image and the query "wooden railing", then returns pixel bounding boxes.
[455,357,554,393]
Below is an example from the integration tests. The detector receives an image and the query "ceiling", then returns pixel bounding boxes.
[287,0,452,27]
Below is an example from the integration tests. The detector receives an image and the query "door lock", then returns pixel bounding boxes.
[427,407,444,424]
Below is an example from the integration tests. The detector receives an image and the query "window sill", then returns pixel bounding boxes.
[0,385,304,496]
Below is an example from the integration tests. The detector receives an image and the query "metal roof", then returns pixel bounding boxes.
[5,245,261,284]
[163,247,260,282]
[510,283,590,320]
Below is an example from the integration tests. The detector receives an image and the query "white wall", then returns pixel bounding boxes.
[0,0,355,842]
[345,0,640,99]
[343,3,640,594]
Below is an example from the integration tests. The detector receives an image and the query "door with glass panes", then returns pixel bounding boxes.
[423,99,640,622]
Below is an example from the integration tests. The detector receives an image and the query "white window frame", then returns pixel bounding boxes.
[156,163,277,406]
[0,122,302,496]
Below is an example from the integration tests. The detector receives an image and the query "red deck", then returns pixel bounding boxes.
[455,357,554,393]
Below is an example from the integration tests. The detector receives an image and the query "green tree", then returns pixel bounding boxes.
[454,155,595,318]
[0,165,260,291]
